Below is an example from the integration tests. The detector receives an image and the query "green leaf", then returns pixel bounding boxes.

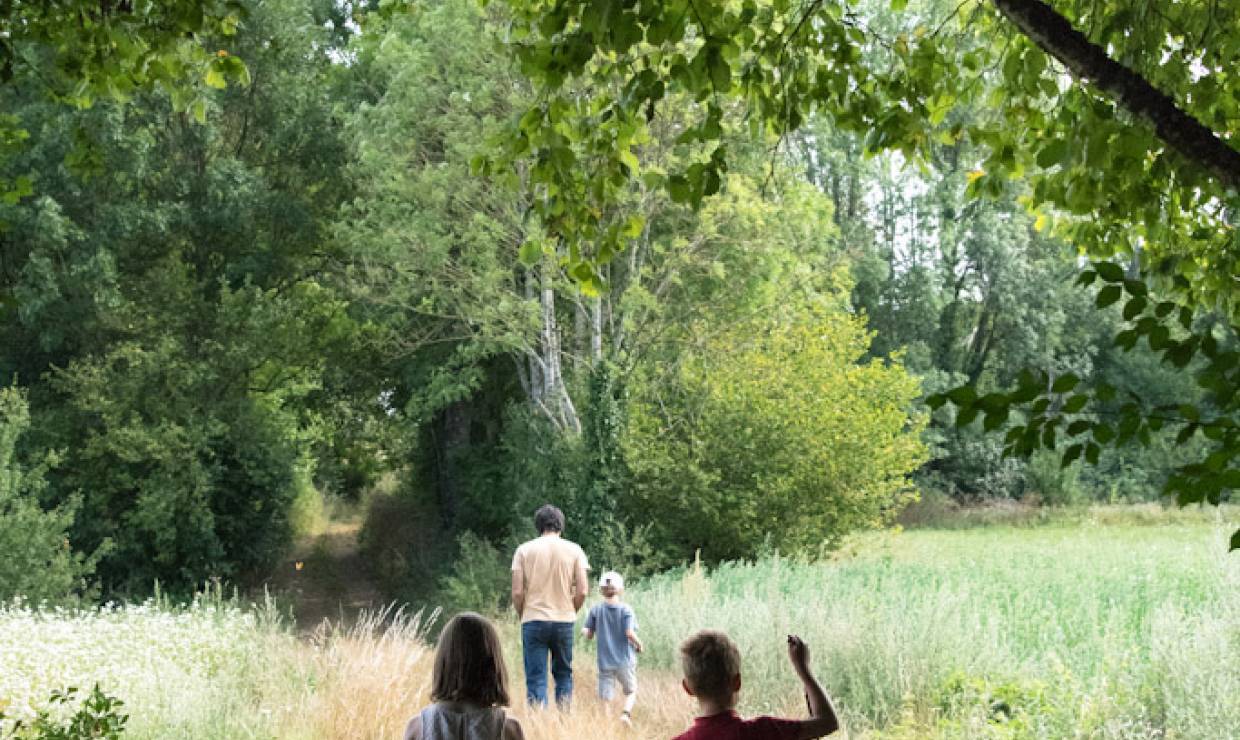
[983,407,1009,431]
[668,175,692,204]
[1052,374,1079,393]
[1084,442,1100,465]
[947,385,977,406]
[1067,420,1091,436]
[618,148,640,176]
[1230,528,1239,552]
[1035,139,1069,168]
[1062,394,1088,413]
[1122,296,1147,320]
[205,62,227,90]
[572,261,595,283]
[1096,284,1122,308]
[519,239,543,265]
[1095,261,1125,282]
[1062,443,1083,468]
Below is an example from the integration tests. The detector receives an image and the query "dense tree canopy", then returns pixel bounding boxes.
[492,0,1240,546]
[0,0,1232,603]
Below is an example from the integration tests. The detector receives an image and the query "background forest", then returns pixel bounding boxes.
[1,1,1237,738]
[0,0,1226,609]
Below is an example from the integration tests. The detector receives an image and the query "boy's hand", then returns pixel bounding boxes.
[787,634,811,675]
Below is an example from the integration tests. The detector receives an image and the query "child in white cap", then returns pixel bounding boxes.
[582,570,643,726]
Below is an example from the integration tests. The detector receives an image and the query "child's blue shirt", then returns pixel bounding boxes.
[585,601,637,669]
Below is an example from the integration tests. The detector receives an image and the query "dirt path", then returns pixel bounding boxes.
[267,518,385,631]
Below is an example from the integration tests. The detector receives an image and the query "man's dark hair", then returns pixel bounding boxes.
[534,504,565,534]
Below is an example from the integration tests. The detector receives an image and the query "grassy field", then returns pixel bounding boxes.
[1,509,1236,739]
[624,516,1238,738]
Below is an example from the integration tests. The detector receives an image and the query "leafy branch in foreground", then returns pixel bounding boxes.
[1,685,127,740]
[930,259,1240,550]
[0,2,252,206]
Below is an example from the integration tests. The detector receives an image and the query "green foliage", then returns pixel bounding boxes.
[0,1,250,204]
[0,387,101,605]
[933,258,1238,544]
[1023,450,1083,507]
[628,520,1238,736]
[494,0,1240,541]
[0,0,375,593]
[438,531,512,616]
[2,686,127,740]
[625,302,926,560]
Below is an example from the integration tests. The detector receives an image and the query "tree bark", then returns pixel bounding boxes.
[434,399,472,527]
[991,0,1240,191]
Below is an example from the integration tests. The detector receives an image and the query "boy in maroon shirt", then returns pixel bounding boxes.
[672,630,840,740]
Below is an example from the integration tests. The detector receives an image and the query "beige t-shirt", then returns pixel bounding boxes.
[511,534,589,623]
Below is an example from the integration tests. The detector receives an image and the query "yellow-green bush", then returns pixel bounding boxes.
[624,302,927,560]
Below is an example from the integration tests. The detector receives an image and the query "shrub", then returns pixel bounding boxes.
[624,303,927,560]
[1025,449,1084,507]
[0,387,101,604]
[438,531,513,616]
[358,487,451,603]
[1,685,128,740]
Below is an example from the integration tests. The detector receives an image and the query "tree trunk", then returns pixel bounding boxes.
[525,266,543,406]
[590,297,603,364]
[433,399,472,527]
[537,257,581,434]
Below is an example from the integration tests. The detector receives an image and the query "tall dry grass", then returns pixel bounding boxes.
[289,610,706,740]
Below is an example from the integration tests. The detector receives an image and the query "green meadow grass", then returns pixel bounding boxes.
[622,516,1239,738]
[3,509,1236,739]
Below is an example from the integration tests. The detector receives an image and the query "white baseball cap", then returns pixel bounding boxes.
[598,571,624,590]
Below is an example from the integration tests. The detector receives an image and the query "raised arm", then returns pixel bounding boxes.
[787,635,840,739]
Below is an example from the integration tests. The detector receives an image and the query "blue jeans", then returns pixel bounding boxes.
[521,620,575,707]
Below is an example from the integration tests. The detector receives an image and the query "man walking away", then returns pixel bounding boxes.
[511,504,589,708]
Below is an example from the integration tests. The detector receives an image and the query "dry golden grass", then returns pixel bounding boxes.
[263,607,804,740]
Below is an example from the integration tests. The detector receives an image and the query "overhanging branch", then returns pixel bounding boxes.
[992,0,1240,192]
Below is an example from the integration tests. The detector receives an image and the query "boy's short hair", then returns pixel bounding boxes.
[680,630,741,702]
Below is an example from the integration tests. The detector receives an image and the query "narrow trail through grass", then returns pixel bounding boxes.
[267,517,384,631]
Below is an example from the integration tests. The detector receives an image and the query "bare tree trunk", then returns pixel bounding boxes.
[590,297,603,364]
[537,256,581,434]
[525,266,544,407]
[573,294,588,370]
